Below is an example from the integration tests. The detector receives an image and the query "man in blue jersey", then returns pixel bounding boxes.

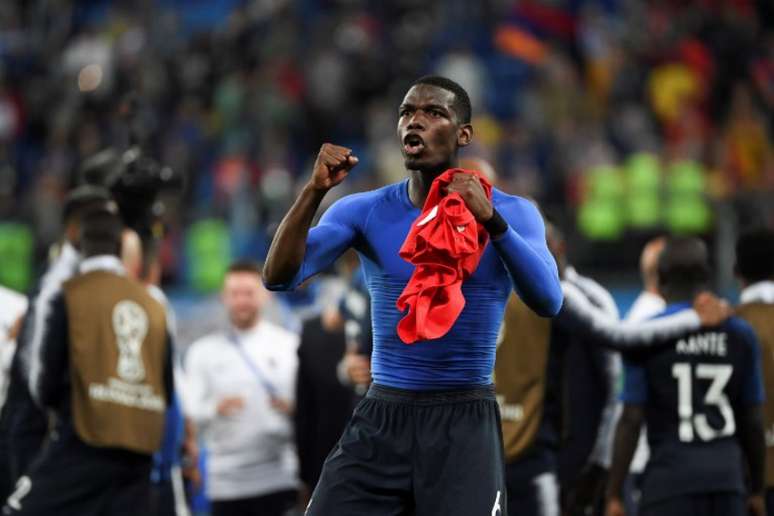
[263,75,564,516]
[605,237,766,516]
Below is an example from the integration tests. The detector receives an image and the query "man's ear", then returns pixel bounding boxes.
[457,124,473,147]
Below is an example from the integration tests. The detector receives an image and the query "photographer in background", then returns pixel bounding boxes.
[0,185,113,498]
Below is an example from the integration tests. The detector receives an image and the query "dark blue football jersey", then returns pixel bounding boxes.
[621,302,765,506]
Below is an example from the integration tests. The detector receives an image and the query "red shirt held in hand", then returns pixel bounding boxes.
[396,168,493,344]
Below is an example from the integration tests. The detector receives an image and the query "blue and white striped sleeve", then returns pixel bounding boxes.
[19,245,80,405]
[27,292,70,408]
[559,281,701,349]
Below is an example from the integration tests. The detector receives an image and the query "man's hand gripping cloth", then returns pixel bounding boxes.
[396,169,492,344]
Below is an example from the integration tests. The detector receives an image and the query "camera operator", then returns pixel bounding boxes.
[3,207,174,516]
[0,185,113,498]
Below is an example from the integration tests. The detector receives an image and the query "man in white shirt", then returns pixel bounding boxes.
[626,237,667,323]
[184,261,299,516]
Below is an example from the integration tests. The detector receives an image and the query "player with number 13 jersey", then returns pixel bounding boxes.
[606,237,766,516]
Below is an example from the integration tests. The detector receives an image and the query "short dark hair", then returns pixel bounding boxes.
[63,185,113,223]
[658,237,711,299]
[79,207,123,258]
[735,228,774,283]
[411,75,472,124]
[227,260,263,276]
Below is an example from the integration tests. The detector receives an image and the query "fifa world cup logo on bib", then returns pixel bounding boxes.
[112,300,148,383]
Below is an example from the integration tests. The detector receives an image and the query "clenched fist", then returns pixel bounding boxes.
[310,143,359,191]
[445,172,493,223]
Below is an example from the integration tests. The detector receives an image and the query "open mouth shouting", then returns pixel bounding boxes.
[403,133,425,157]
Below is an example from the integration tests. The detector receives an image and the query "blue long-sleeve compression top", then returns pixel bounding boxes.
[267,179,562,390]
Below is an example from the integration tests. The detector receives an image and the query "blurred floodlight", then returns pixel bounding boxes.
[78,64,103,92]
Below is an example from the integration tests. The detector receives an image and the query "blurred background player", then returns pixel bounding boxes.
[620,236,667,516]
[495,218,620,516]
[627,238,668,322]
[605,237,766,516]
[183,261,299,516]
[120,227,196,516]
[0,286,27,498]
[733,228,774,516]
[4,207,174,515]
[0,185,113,499]
[0,288,26,411]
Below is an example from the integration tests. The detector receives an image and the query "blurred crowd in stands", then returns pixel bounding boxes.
[0,0,771,294]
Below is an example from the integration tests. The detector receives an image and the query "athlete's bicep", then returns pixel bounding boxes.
[492,198,562,317]
[266,195,362,291]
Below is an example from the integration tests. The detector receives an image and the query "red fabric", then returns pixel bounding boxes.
[396,169,493,344]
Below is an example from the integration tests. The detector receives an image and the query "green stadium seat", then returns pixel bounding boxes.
[0,223,33,292]
[625,153,661,229]
[186,219,232,293]
[665,160,711,234]
[578,165,625,240]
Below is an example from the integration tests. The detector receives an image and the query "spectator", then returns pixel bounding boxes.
[184,260,299,516]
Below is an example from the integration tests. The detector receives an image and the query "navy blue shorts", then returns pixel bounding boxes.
[306,383,507,516]
[639,492,745,516]
[2,430,151,516]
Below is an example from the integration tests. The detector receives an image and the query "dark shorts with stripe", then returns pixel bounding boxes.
[639,492,745,516]
[306,383,507,516]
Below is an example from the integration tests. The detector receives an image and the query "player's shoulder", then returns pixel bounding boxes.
[491,188,539,213]
[721,315,754,333]
[325,183,401,220]
[334,182,401,207]
[721,316,759,346]
[492,189,543,226]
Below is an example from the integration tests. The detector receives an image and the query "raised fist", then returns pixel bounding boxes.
[310,143,359,191]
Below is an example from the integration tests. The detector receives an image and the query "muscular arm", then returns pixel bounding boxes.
[263,184,329,287]
[444,175,561,317]
[605,404,644,502]
[263,144,358,289]
[491,199,563,317]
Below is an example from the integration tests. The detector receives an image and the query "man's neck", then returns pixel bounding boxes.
[645,286,660,296]
[232,317,260,333]
[407,161,457,208]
